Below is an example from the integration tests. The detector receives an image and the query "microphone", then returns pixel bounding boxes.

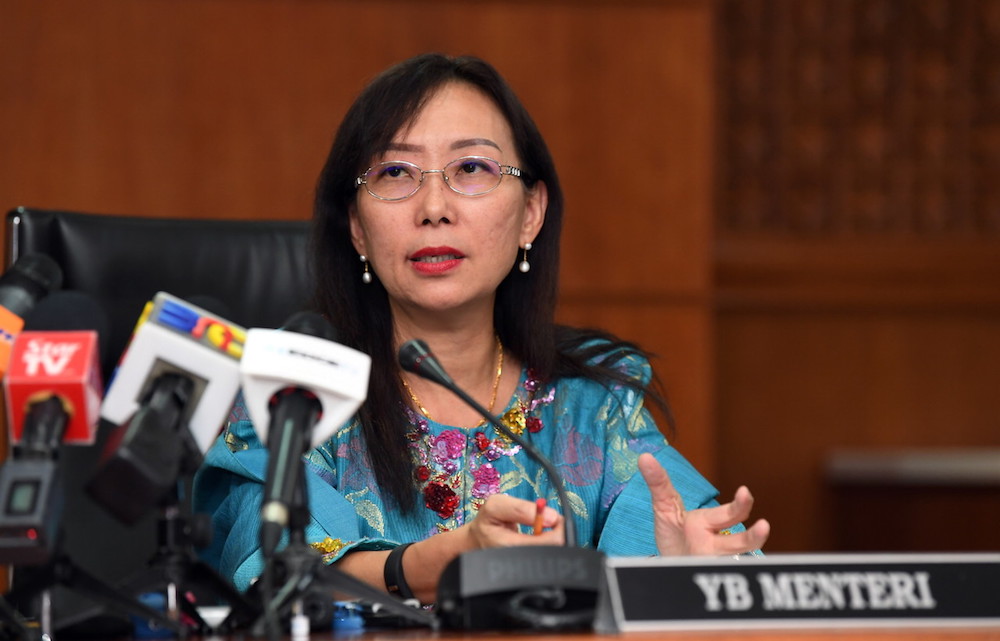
[0,294,107,565]
[0,253,63,376]
[88,292,246,524]
[22,290,112,343]
[239,312,371,558]
[398,339,605,631]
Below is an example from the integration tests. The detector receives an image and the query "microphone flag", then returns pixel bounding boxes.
[4,330,102,445]
[240,325,371,448]
[100,292,246,454]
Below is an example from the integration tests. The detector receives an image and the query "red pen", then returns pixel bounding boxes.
[532,497,546,536]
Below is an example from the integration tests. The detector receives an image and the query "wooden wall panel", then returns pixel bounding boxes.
[0,0,714,271]
[0,0,715,460]
[716,309,1000,552]
[0,0,717,594]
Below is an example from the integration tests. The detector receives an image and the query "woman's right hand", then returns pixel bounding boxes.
[382,493,565,603]
[462,493,565,550]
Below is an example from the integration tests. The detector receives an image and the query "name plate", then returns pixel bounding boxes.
[600,553,1000,631]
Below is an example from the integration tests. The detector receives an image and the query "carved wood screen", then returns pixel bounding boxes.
[719,0,1000,237]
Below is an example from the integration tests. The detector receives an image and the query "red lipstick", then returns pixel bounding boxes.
[408,246,464,275]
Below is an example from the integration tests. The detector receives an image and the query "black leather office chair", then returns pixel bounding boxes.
[5,206,314,376]
[3,206,313,634]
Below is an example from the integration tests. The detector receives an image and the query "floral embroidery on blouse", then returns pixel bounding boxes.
[407,368,553,532]
[223,401,253,452]
[309,536,346,563]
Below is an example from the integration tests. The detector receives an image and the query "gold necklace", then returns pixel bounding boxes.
[400,336,503,428]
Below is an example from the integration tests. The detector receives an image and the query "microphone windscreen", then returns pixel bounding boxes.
[281,311,337,342]
[0,253,63,317]
[23,290,111,365]
[398,339,453,387]
[398,339,429,374]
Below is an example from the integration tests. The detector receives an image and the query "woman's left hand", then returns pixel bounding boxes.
[637,452,770,557]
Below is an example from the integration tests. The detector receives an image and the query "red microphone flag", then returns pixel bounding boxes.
[4,330,103,445]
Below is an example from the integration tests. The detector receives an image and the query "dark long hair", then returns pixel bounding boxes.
[312,53,672,512]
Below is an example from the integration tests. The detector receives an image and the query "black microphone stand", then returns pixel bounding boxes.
[117,429,259,638]
[241,398,437,639]
[5,547,183,641]
[5,534,182,641]
[86,374,258,637]
[0,594,33,641]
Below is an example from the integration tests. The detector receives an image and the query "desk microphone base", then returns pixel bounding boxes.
[436,546,606,631]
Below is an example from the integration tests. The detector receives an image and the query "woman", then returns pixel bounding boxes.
[194,53,769,604]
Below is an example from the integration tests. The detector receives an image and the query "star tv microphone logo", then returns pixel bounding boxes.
[21,338,82,376]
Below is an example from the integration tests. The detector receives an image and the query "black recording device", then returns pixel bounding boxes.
[0,403,69,566]
[0,464,61,567]
[398,339,607,631]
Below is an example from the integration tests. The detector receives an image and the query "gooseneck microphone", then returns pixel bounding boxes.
[398,339,605,631]
[399,339,577,546]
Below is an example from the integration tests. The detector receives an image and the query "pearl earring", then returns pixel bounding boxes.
[360,255,372,284]
[518,242,532,273]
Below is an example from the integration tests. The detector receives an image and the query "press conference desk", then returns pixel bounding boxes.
[28,628,1000,641]
[363,629,1000,641]
[81,629,996,641]
[292,627,1000,641]
[576,631,999,641]
[470,631,999,641]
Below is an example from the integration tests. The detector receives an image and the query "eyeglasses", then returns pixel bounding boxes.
[355,156,522,202]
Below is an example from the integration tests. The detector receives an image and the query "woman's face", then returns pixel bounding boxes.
[349,81,546,319]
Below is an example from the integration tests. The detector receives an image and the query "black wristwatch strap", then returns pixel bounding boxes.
[384,542,415,599]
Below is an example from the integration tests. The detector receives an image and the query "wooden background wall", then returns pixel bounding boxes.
[0,0,716,548]
[715,0,1000,552]
[1,0,998,574]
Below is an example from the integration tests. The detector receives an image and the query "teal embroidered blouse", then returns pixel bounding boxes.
[193,351,728,592]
